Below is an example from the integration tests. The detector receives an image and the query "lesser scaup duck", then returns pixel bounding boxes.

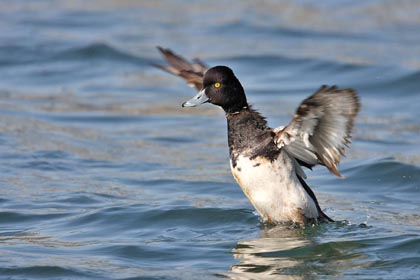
[155,47,360,225]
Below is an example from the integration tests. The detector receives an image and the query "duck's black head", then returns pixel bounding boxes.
[182,66,248,113]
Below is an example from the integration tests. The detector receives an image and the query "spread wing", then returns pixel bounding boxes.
[153,46,208,90]
[274,85,360,178]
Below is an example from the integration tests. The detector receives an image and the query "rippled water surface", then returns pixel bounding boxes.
[1,1,420,279]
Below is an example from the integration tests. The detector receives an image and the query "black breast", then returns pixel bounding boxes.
[226,108,280,167]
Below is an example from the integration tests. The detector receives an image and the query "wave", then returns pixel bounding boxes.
[53,42,149,66]
[319,158,420,194]
[0,266,90,278]
[371,69,420,96]
[0,42,150,68]
[210,20,377,42]
[0,45,43,67]
[62,205,254,233]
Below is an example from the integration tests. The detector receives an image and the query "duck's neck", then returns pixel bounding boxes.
[226,107,274,166]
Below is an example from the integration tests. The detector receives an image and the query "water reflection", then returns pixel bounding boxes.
[229,223,368,279]
[230,225,309,279]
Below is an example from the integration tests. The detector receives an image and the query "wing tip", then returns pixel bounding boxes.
[329,165,345,179]
[156,45,171,55]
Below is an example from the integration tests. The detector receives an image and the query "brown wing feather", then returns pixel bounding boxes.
[154,46,208,90]
[274,85,360,178]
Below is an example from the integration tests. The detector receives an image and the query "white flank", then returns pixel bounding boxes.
[230,153,319,223]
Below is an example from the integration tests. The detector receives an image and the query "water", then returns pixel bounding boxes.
[1,1,420,279]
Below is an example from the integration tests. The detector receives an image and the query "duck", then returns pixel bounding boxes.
[155,47,360,225]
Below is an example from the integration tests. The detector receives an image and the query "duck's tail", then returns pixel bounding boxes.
[297,175,334,222]
[153,46,208,91]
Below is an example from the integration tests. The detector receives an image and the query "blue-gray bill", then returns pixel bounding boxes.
[182,88,209,107]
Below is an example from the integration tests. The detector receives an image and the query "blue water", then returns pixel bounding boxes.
[1,1,420,279]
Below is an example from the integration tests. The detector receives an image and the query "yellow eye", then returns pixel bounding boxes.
[214,82,221,88]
